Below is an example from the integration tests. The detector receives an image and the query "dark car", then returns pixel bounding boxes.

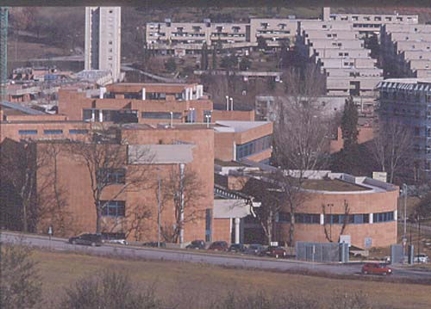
[264,246,287,258]
[228,243,246,253]
[244,244,265,256]
[143,241,166,248]
[208,241,229,251]
[68,233,103,247]
[361,263,392,276]
[186,240,206,250]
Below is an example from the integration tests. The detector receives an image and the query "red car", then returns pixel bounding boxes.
[263,246,287,258]
[208,241,229,251]
[361,263,392,275]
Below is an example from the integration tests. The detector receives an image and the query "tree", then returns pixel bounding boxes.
[369,120,413,184]
[36,142,75,237]
[321,200,350,243]
[158,164,205,244]
[341,96,359,151]
[273,64,332,246]
[239,57,251,71]
[68,126,153,234]
[0,139,45,232]
[60,269,161,309]
[220,55,238,70]
[201,42,209,70]
[164,58,177,73]
[256,36,268,51]
[0,242,42,309]
[241,177,283,245]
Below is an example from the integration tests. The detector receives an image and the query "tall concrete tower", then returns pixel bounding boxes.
[85,7,122,82]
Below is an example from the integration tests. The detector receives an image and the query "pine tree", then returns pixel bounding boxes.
[341,96,358,151]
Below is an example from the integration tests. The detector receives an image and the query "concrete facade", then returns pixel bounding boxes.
[377,78,431,180]
[85,7,122,82]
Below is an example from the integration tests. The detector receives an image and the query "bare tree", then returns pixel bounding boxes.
[240,176,283,245]
[272,65,332,246]
[0,139,47,232]
[68,127,153,234]
[322,200,350,243]
[369,119,413,183]
[159,164,205,244]
[36,142,76,237]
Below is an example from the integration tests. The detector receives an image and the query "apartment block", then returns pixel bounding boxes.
[85,7,122,82]
[322,7,418,38]
[377,78,431,180]
[381,23,431,78]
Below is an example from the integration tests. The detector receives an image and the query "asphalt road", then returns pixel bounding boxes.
[1,231,430,282]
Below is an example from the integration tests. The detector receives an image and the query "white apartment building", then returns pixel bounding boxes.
[381,23,431,78]
[146,19,252,55]
[249,18,297,46]
[85,7,122,82]
[322,7,418,38]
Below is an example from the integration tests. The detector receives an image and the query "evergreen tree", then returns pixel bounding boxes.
[341,96,359,151]
[201,42,208,70]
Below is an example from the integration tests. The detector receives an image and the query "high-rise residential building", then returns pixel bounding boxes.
[85,7,122,82]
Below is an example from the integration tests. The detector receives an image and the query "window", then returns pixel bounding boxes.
[18,129,37,135]
[142,112,182,119]
[236,135,272,159]
[295,213,320,224]
[69,129,89,135]
[44,129,63,135]
[97,168,126,184]
[373,211,394,223]
[101,200,125,217]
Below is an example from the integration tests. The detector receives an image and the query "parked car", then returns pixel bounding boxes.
[186,240,206,250]
[244,244,265,256]
[143,241,166,248]
[228,243,246,253]
[208,241,229,251]
[264,246,287,258]
[105,239,128,245]
[361,263,392,275]
[68,233,103,247]
[414,254,430,264]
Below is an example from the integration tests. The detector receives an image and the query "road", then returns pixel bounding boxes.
[1,231,430,282]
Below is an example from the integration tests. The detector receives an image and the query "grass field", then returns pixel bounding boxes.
[33,249,431,309]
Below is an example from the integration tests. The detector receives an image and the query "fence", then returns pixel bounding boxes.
[295,241,349,263]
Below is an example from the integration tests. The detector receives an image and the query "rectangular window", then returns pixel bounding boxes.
[44,129,63,135]
[142,112,182,119]
[373,211,394,223]
[101,200,125,217]
[18,129,37,135]
[97,168,126,184]
[69,129,89,135]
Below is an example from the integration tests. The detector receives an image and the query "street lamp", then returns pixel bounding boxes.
[327,203,334,242]
[205,114,211,128]
[157,169,162,248]
[170,111,173,128]
[402,183,408,251]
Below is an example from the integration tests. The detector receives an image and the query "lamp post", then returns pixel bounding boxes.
[205,114,211,128]
[226,95,229,111]
[327,203,334,242]
[157,169,162,248]
[402,183,408,253]
[170,111,173,128]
